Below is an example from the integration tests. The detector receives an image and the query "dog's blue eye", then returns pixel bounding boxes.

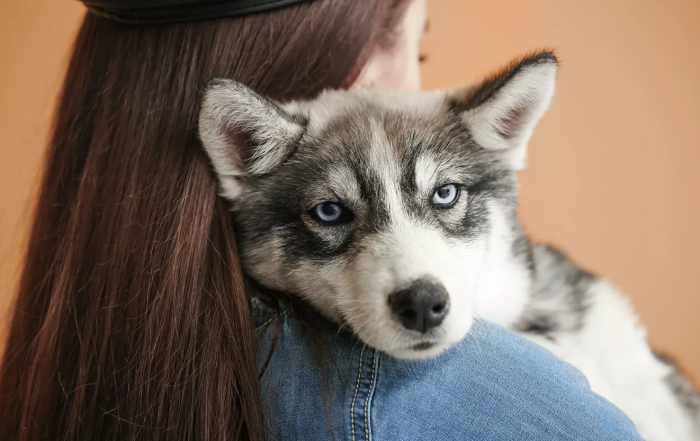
[432,184,459,206]
[313,202,345,223]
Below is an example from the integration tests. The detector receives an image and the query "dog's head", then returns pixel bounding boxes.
[199,52,557,358]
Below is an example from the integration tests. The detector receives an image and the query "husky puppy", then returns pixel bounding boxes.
[198,52,700,440]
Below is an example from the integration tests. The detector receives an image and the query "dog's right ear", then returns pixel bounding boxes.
[198,79,306,201]
[448,51,558,170]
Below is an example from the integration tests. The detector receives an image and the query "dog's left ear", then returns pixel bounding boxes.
[450,51,558,170]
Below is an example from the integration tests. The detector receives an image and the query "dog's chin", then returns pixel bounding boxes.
[385,341,454,360]
[349,316,474,360]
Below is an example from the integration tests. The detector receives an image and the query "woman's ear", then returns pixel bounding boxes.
[198,79,307,201]
[449,51,558,170]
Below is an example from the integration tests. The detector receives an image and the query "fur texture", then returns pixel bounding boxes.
[199,51,700,440]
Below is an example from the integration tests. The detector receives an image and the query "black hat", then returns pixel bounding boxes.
[80,0,314,25]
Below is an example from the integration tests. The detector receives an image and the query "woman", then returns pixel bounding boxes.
[0,0,642,440]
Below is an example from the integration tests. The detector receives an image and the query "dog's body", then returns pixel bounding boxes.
[519,245,700,440]
[198,52,700,440]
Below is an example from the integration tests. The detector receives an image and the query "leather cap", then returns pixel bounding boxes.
[80,0,314,24]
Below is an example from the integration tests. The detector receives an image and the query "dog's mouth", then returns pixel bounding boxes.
[384,338,452,359]
[409,341,436,351]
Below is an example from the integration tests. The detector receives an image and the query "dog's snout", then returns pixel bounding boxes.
[389,281,450,333]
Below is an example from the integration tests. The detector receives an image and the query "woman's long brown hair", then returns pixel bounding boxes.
[0,1,409,440]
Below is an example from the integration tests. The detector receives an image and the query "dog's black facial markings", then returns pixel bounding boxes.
[399,140,420,197]
[235,113,390,263]
[234,104,522,278]
[351,162,391,234]
[378,113,518,245]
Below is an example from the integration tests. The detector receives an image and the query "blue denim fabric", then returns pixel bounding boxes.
[254,299,643,440]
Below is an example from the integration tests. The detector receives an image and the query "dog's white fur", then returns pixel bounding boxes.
[474,203,534,326]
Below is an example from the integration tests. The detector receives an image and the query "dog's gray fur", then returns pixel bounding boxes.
[199,52,700,440]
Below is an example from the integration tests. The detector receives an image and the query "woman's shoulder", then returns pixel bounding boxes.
[252,298,642,441]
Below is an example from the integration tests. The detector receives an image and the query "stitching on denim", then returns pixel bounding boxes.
[364,351,378,441]
[254,308,290,333]
[350,345,366,441]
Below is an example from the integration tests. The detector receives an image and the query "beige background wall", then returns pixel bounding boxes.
[1,0,699,382]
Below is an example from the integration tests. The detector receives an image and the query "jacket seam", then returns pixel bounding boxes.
[364,350,378,441]
[350,345,366,441]
[254,308,291,334]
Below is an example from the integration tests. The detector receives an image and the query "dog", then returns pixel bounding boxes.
[198,51,700,440]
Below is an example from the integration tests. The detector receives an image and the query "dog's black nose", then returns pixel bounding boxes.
[389,281,450,333]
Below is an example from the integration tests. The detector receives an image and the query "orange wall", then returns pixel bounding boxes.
[1,0,699,382]
[0,0,85,352]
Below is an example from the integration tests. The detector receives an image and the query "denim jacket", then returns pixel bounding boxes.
[253,298,642,441]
